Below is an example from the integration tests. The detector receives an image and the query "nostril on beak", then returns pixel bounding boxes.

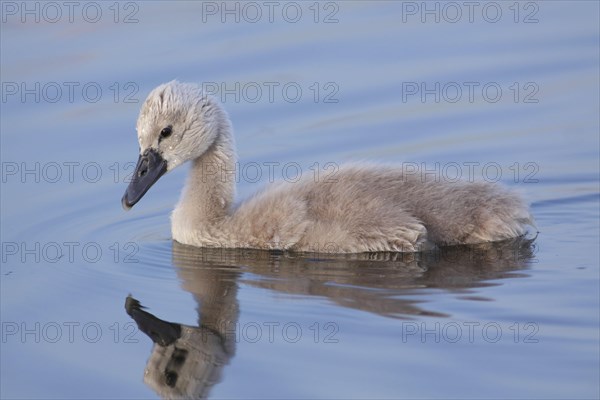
[139,160,149,177]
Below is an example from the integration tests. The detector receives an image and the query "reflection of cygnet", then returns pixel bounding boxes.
[122,81,534,252]
[125,296,235,399]
[125,239,536,397]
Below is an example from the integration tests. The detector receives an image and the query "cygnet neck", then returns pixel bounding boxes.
[174,126,236,228]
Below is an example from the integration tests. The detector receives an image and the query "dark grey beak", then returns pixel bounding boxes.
[125,295,181,346]
[122,148,168,210]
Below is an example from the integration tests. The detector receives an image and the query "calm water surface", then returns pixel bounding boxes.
[1,2,599,399]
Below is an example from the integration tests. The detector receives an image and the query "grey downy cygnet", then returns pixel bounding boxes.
[122,81,534,253]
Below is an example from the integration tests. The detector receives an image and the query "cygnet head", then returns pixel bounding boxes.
[122,81,229,210]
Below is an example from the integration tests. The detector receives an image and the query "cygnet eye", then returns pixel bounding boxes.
[160,126,172,139]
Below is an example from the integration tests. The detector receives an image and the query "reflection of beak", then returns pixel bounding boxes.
[125,295,181,346]
[121,148,167,210]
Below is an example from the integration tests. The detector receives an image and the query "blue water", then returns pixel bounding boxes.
[1,1,599,399]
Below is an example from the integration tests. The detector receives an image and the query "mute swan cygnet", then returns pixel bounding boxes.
[122,81,533,253]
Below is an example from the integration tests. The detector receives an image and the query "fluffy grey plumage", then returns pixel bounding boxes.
[123,81,534,253]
